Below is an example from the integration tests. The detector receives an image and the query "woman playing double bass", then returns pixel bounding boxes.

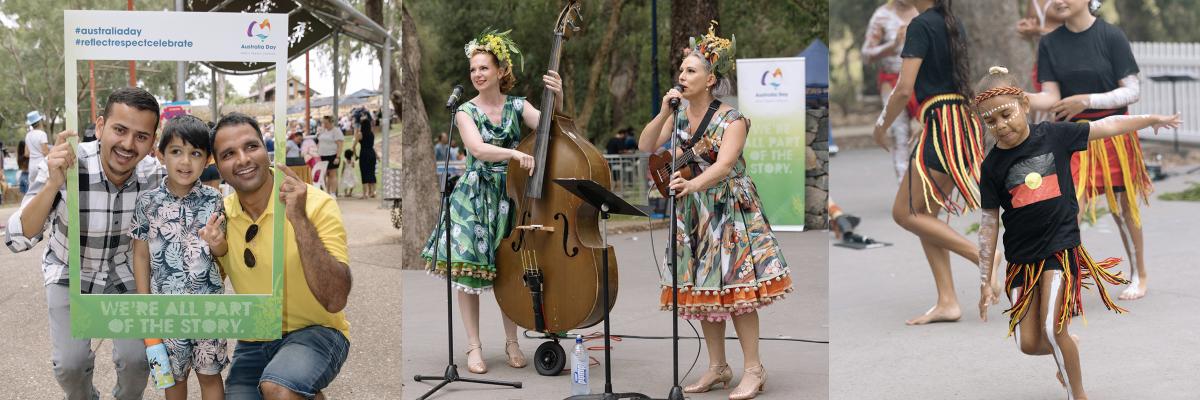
[638,23,792,400]
[420,28,564,374]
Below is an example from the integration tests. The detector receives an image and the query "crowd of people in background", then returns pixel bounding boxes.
[2,106,383,205]
[280,106,380,199]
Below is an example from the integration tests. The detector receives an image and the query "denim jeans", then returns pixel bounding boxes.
[224,325,350,399]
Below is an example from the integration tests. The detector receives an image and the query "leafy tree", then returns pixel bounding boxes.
[0,0,209,144]
[406,0,820,146]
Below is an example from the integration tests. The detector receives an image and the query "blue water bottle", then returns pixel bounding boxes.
[570,335,589,395]
[144,338,175,389]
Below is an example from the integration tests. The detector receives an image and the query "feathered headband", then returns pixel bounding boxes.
[464,28,523,72]
[689,21,736,77]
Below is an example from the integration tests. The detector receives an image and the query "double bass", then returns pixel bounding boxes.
[495,0,616,350]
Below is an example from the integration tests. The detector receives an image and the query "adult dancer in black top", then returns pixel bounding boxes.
[872,0,999,325]
[1026,0,1151,300]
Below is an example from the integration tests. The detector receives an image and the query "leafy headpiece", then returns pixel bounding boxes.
[689,21,736,76]
[464,28,523,72]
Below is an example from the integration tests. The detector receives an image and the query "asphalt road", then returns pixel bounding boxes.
[0,196,403,399]
[829,147,1200,399]
[401,228,827,400]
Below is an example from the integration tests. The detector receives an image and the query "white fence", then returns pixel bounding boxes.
[603,153,651,206]
[1130,42,1200,143]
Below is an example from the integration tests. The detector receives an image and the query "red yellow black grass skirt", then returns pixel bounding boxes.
[1003,245,1129,336]
[909,94,984,216]
[1069,109,1153,227]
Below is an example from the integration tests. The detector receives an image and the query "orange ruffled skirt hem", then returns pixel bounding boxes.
[659,271,793,322]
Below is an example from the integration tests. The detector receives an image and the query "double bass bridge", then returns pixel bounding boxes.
[514,224,556,232]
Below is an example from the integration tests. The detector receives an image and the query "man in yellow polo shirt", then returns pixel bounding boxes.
[211,113,352,400]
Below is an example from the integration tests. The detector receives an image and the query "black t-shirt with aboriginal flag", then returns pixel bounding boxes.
[980,122,1091,263]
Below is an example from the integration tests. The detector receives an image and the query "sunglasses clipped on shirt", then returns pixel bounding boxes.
[244,224,259,268]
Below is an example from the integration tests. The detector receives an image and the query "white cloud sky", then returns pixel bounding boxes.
[224,51,382,98]
[0,12,18,28]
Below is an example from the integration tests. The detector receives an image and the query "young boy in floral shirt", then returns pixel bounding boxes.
[130,115,229,399]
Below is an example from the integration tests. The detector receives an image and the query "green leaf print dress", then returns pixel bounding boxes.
[422,95,525,294]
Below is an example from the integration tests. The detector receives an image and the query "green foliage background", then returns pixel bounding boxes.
[0,0,391,147]
[407,0,826,144]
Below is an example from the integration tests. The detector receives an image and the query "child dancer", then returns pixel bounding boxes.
[131,115,229,400]
[974,66,1179,400]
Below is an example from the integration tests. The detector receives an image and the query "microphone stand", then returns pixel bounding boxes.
[413,91,522,399]
[665,99,684,400]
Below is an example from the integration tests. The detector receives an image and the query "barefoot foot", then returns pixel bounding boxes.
[906,304,962,325]
[1118,281,1147,300]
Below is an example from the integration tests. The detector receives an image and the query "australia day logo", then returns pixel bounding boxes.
[754,67,788,100]
[760,68,784,90]
[246,19,271,42]
[241,19,277,51]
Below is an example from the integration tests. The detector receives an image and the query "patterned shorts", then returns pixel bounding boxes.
[164,337,230,380]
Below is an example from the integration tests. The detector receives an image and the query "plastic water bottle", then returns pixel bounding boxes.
[570,335,589,395]
[144,338,175,389]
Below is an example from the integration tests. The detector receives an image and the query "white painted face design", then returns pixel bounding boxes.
[980,101,1021,129]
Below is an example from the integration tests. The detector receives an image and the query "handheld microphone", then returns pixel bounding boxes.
[445,84,464,110]
[669,85,682,109]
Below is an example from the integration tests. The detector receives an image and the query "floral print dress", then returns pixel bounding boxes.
[422,95,524,293]
[660,106,793,322]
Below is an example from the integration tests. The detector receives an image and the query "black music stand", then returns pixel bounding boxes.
[554,178,651,400]
[1148,73,1196,153]
[413,94,522,399]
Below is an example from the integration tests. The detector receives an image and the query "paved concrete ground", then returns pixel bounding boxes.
[829,148,1200,399]
[0,196,403,399]
[402,229,827,400]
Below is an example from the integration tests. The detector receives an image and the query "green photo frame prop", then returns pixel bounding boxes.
[63,10,289,339]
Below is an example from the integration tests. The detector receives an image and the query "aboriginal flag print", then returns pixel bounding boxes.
[1007,153,1061,208]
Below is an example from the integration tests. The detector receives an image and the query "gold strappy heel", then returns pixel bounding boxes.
[683,364,732,393]
[464,343,487,374]
[504,339,527,368]
[729,365,766,400]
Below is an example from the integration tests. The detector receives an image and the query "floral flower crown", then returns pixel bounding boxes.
[463,28,523,72]
[689,21,736,77]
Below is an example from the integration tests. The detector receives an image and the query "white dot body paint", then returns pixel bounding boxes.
[1044,271,1074,400]
[1011,286,1022,350]
[1086,114,1140,131]
[978,212,1000,283]
[980,101,1020,118]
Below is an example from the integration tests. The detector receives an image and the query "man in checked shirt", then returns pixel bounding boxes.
[5,87,163,400]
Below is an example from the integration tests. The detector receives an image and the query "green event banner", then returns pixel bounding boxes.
[735,57,807,230]
[63,10,290,339]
